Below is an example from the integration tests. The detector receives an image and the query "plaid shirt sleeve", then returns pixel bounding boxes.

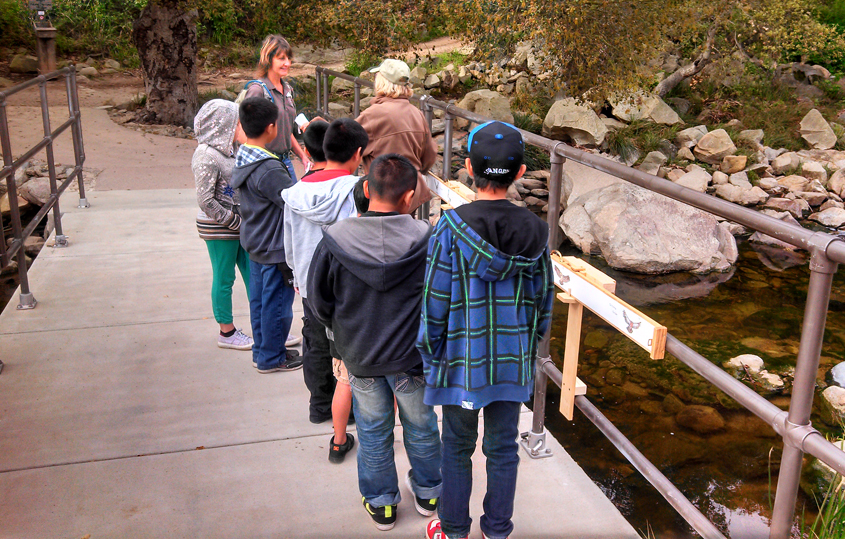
[533,248,555,343]
[417,225,452,364]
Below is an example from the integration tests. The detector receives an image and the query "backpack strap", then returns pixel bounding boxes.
[245,79,275,103]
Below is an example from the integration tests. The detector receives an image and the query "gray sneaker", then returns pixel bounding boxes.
[218,329,253,350]
[285,334,302,347]
[254,350,303,373]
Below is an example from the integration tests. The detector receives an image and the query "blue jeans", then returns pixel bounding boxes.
[349,371,442,508]
[439,400,522,539]
[248,260,294,369]
[282,156,297,182]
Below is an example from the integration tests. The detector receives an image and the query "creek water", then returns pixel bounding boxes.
[540,239,845,538]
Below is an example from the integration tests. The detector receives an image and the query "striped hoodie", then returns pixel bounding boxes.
[416,208,554,409]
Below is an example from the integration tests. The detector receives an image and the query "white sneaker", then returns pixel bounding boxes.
[285,334,302,347]
[218,329,253,350]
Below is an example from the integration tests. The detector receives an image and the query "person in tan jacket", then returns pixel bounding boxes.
[356,59,438,211]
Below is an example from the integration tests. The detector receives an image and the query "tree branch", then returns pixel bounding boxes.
[654,24,718,97]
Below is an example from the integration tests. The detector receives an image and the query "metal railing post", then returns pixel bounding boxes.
[322,72,329,114]
[353,82,360,119]
[442,112,454,181]
[65,68,88,208]
[0,91,37,309]
[770,244,838,539]
[421,95,433,131]
[38,79,67,247]
[547,144,566,249]
[315,68,322,115]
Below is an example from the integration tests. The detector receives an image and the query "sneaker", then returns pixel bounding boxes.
[254,350,302,373]
[363,498,396,531]
[218,328,253,350]
[406,469,438,516]
[285,334,302,347]
[425,520,468,539]
[328,433,355,463]
[481,533,507,539]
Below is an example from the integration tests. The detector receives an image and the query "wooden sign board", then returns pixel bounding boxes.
[551,254,666,360]
[424,173,474,209]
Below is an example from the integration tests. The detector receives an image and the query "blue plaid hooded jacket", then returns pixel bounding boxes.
[416,209,554,409]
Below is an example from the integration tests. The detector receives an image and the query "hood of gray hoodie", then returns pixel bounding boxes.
[324,215,431,291]
[194,99,238,156]
[281,174,360,226]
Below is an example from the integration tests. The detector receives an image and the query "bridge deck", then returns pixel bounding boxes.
[0,189,639,538]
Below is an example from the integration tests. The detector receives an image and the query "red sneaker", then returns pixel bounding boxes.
[425,519,468,539]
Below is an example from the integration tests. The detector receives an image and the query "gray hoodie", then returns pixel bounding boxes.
[192,99,240,240]
[282,173,358,297]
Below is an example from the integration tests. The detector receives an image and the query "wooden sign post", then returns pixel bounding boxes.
[423,173,668,421]
[551,254,667,419]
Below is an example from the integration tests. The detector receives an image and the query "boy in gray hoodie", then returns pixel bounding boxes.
[282,118,367,424]
[230,97,302,374]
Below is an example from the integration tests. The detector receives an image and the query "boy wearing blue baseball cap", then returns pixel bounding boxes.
[418,121,555,539]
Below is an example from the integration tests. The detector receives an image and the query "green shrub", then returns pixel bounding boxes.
[52,0,146,66]
[0,0,33,50]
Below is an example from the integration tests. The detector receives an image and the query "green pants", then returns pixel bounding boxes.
[205,239,250,324]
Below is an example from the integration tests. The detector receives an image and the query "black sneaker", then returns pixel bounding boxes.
[328,433,355,464]
[255,350,302,373]
[405,469,438,516]
[362,498,396,531]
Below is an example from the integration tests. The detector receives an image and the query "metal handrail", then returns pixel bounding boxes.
[0,66,88,311]
[314,66,845,539]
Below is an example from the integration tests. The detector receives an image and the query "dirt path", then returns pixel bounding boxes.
[3,38,470,191]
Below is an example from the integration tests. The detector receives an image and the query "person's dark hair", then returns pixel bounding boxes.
[323,118,369,163]
[303,120,329,162]
[368,153,417,205]
[353,176,369,214]
[239,97,277,139]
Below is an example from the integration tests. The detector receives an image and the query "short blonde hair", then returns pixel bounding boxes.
[374,73,413,99]
[255,35,293,79]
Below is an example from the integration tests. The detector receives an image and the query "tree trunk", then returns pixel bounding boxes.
[132,1,198,126]
[654,25,718,98]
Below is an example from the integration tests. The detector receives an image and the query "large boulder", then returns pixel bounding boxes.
[455,89,514,129]
[800,109,837,150]
[18,177,52,205]
[609,92,683,125]
[560,182,738,274]
[10,54,38,74]
[542,98,607,146]
[693,129,737,165]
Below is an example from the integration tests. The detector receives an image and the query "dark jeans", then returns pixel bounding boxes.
[249,260,294,370]
[301,297,335,421]
[439,400,522,539]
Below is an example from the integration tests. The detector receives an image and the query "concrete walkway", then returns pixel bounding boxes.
[0,189,639,539]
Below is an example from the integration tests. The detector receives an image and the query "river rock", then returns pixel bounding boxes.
[738,129,765,147]
[10,54,38,74]
[801,161,828,183]
[828,169,845,198]
[796,191,828,207]
[721,155,747,174]
[750,211,804,249]
[724,354,765,375]
[677,147,695,161]
[799,439,845,501]
[755,370,785,392]
[809,207,845,228]
[778,175,810,192]
[665,168,685,182]
[331,77,355,92]
[694,129,737,165]
[636,151,667,175]
[18,177,52,205]
[729,172,752,189]
[821,386,845,425]
[676,405,725,434]
[456,89,514,129]
[831,362,845,387]
[771,152,801,175]
[711,171,729,185]
[800,109,837,150]
[820,199,844,211]
[714,184,768,206]
[542,98,607,146]
[409,66,426,87]
[675,168,711,192]
[327,102,352,118]
[104,59,121,70]
[560,182,737,273]
[423,74,441,89]
[676,125,708,148]
[78,66,99,78]
[609,92,682,125]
